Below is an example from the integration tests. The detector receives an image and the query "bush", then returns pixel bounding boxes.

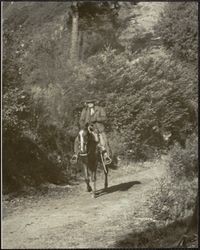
[3,21,73,193]
[149,177,197,222]
[148,134,198,221]
[169,134,198,181]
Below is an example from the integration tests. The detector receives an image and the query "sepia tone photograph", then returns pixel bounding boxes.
[1,1,198,249]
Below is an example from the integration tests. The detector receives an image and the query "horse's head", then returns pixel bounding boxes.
[79,129,88,154]
[87,124,99,143]
[79,124,99,156]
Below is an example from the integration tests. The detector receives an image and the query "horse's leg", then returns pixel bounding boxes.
[104,165,108,189]
[83,163,92,192]
[101,152,108,189]
[91,170,96,198]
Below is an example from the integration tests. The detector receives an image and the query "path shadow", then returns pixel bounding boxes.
[96,181,141,197]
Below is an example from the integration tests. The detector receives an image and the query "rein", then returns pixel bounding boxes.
[79,127,107,173]
[87,127,108,173]
[79,125,99,157]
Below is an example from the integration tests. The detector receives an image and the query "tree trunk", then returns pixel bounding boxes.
[70,3,79,63]
[79,31,85,61]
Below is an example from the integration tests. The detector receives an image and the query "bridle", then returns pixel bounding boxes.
[79,125,99,156]
[79,125,108,173]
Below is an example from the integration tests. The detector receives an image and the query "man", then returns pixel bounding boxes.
[71,99,112,165]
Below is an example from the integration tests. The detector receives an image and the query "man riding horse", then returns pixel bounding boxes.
[71,98,112,165]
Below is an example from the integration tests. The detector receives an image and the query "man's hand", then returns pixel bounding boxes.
[88,123,94,132]
[88,122,95,127]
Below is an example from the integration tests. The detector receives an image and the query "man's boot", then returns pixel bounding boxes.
[103,151,112,165]
[98,133,112,165]
[70,154,78,164]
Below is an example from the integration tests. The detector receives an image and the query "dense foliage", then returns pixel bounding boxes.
[71,46,197,160]
[143,2,198,233]
[3,2,198,192]
[148,135,198,222]
[155,2,198,64]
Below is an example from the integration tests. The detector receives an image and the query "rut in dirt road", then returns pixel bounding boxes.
[3,158,167,249]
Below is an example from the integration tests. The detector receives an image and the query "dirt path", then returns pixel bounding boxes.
[2,157,168,249]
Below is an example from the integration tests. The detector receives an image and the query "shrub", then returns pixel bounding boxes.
[148,134,198,222]
[169,134,198,181]
[149,177,197,222]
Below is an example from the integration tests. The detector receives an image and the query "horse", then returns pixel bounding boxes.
[78,124,109,198]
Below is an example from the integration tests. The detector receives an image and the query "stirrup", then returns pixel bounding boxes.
[79,152,88,156]
[102,152,112,165]
[104,157,112,165]
[98,146,106,153]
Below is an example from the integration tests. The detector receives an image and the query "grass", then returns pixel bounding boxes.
[115,216,197,248]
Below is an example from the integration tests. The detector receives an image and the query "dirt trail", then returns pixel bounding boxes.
[2,157,168,249]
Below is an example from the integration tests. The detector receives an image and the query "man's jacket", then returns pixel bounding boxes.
[79,105,106,132]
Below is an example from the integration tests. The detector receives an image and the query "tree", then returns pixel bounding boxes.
[68,1,125,62]
[69,2,79,63]
[155,2,198,64]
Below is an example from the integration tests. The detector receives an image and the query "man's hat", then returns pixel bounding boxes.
[85,98,98,104]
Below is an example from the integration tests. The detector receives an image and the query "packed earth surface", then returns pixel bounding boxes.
[3,157,170,249]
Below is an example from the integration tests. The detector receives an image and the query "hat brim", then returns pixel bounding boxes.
[85,99,97,104]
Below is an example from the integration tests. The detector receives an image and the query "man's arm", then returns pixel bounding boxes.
[95,106,106,123]
[79,108,86,129]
